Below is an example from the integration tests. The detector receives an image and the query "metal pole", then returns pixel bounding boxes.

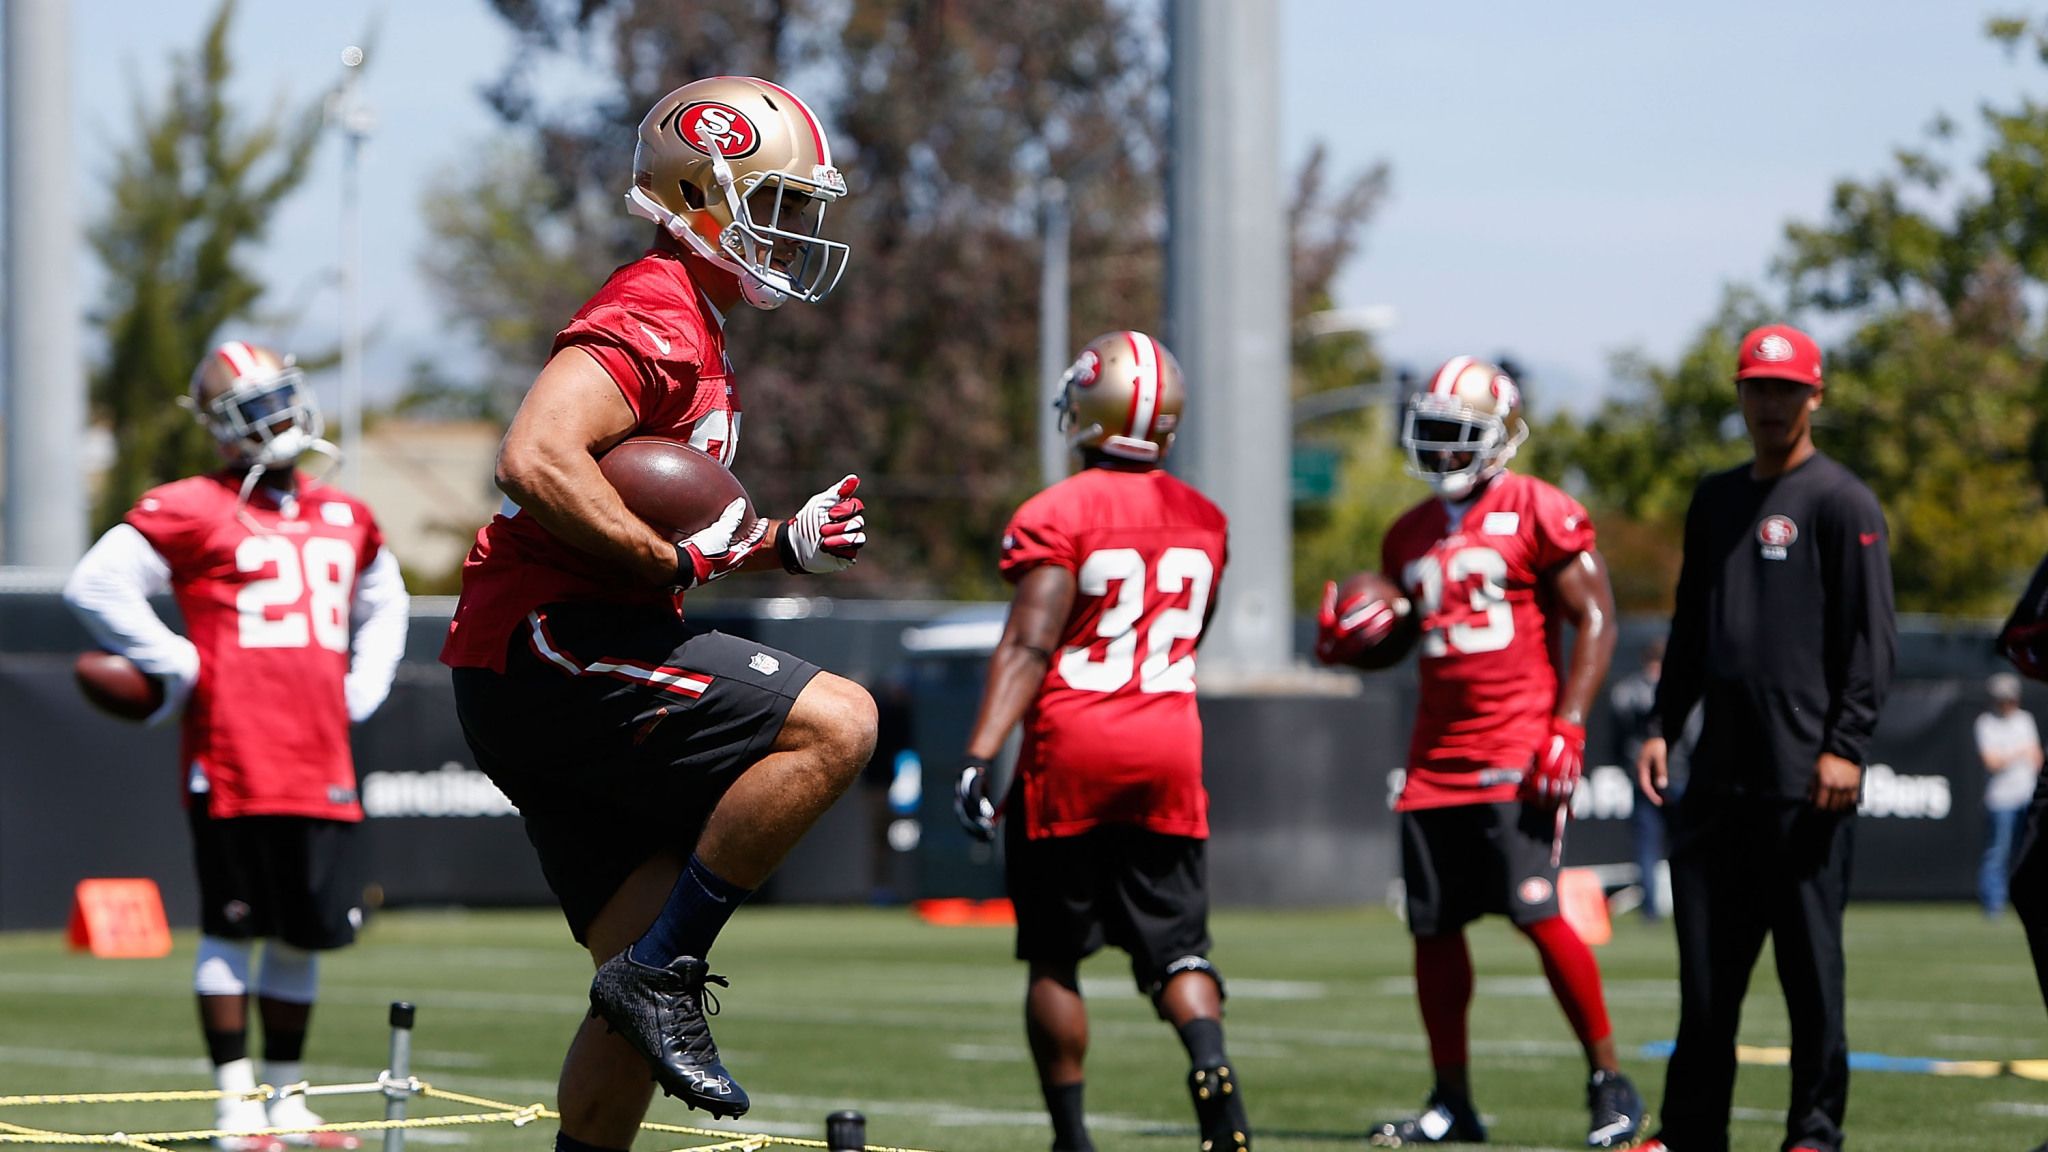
[1166,0,1291,677]
[334,47,371,492]
[382,1001,414,1152]
[1037,179,1072,489]
[826,1110,867,1152]
[3,0,86,566]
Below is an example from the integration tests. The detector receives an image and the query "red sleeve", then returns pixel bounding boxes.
[124,484,214,571]
[1529,483,1596,571]
[999,498,1078,583]
[553,304,702,423]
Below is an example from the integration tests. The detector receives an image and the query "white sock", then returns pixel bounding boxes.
[263,1060,305,1091]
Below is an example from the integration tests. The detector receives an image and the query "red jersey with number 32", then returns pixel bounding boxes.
[126,474,384,820]
[1380,471,1594,811]
[999,467,1229,840]
[442,249,741,671]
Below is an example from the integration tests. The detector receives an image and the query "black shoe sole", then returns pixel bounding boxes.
[589,991,750,1118]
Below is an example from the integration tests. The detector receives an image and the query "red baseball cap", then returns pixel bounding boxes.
[1734,324,1823,386]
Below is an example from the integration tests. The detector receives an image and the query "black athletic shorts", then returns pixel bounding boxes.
[1400,800,1561,936]
[451,601,822,944]
[1005,817,1213,994]
[186,802,364,950]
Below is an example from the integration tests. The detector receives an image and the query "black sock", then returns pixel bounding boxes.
[262,1028,307,1064]
[554,1133,627,1152]
[203,1028,247,1067]
[1177,1017,1227,1068]
[1043,1081,1091,1152]
[629,854,753,967]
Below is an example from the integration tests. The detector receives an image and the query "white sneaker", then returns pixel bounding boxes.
[266,1096,360,1150]
[213,1099,285,1152]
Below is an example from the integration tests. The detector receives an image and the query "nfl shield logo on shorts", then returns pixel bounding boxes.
[749,652,780,676]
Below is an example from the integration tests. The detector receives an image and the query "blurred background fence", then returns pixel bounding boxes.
[0,583,2029,930]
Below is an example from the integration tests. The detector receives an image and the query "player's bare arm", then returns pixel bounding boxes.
[965,565,1077,760]
[955,564,1076,840]
[1545,547,1619,727]
[496,346,679,585]
[1526,546,1616,807]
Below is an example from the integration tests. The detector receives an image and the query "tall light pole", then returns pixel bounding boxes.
[330,46,373,491]
[1167,0,1290,677]
[1037,179,1072,489]
[4,0,85,567]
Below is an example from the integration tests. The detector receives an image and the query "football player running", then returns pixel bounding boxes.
[955,332,1249,1152]
[441,78,874,1152]
[1316,357,1642,1148]
[64,342,408,1150]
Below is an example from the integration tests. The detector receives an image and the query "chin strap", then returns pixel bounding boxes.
[623,187,788,310]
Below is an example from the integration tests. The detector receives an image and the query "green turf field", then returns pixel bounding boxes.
[0,904,2042,1151]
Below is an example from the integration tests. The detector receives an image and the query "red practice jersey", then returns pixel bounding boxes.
[442,249,741,670]
[1380,471,1595,811]
[126,473,384,820]
[999,466,1229,840]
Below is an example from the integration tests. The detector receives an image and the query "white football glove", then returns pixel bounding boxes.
[675,497,770,589]
[778,475,867,574]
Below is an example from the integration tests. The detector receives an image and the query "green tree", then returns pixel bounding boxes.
[1557,15,2048,615]
[424,0,1390,598]
[88,0,330,530]
[1288,144,1398,605]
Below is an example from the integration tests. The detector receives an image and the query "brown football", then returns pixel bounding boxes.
[1326,569,1418,670]
[74,651,165,722]
[597,438,755,542]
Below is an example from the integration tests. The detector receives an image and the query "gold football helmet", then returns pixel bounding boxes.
[1056,331,1185,464]
[1401,355,1528,499]
[626,75,849,310]
[186,340,324,469]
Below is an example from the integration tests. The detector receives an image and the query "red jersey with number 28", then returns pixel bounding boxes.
[442,248,742,671]
[999,466,1229,840]
[126,474,384,820]
[1380,471,1595,811]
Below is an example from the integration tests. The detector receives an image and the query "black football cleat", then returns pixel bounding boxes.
[1187,1064,1250,1152]
[1585,1069,1643,1148]
[1368,1091,1486,1146]
[589,952,749,1118]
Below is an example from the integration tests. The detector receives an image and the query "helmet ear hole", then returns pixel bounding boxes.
[679,181,706,211]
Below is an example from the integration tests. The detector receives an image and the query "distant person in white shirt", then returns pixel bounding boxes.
[1978,672,2043,918]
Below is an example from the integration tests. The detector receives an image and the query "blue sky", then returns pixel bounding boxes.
[29,1,2041,415]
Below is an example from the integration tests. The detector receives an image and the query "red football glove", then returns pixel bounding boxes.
[675,497,771,589]
[1314,580,1404,666]
[2003,620,2048,682]
[1524,717,1586,807]
[778,475,867,574]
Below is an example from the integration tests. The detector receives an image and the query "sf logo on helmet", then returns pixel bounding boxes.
[675,101,760,159]
[1069,349,1101,389]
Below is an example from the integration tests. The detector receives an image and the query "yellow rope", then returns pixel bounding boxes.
[0,1089,265,1108]
[0,1077,944,1152]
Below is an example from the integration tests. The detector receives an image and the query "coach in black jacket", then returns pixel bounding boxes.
[1634,324,1896,1152]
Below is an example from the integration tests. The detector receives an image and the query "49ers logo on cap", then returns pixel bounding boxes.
[1754,334,1795,362]
[1490,373,1520,410]
[1758,514,1798,560]
[674,101,760,158]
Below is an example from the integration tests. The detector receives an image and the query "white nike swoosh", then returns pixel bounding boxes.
[640,324,672,356]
